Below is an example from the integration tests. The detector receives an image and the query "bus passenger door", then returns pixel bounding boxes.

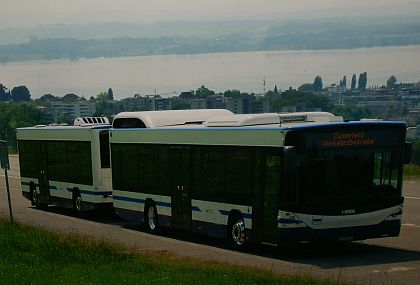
[36,142,50,204]
[170,147,192,230]
[256,153,281,244]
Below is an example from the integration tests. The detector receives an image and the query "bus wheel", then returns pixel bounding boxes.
[73,190,84,217]
[145,202,159,233]
[229,214,246,248]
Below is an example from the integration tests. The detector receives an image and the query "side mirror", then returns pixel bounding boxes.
[404,142,412,164]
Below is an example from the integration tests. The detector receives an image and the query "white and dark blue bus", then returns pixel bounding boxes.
[17,117,112,215]
[110,110,411,247]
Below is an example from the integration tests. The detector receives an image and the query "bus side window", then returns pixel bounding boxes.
[99,131,110,168]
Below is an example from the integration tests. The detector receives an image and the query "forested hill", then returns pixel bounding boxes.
[1,20,420,63]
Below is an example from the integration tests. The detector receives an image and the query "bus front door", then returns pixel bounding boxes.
[258,154,281,244]
[170,147,192,230]
[36,142,50,205]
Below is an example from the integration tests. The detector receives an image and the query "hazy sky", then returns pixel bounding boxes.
[1,0,418,28]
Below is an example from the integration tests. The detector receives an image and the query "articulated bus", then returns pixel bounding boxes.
[17,110,232,214]
[17,117,112,215]
[110,110,411,247]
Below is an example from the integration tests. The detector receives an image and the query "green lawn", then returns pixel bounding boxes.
[0,220,340,285]
[404,164,420,179]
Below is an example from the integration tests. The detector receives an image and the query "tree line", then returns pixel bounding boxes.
[0,84,31,102]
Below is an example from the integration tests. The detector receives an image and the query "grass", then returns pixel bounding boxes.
[404,163,420,179]
[0,219,340,285]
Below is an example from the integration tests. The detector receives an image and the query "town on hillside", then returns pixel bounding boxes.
[1,74,420,141]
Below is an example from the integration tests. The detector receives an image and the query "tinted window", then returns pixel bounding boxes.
[113,118,146,128]
[47,141,93,185]
[18,140,92,185]
[111,144,169,194]
[99,131,110,168]
[18,140,39,178]
[191,146,254,205]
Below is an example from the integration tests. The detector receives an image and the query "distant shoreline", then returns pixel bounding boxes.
[2,44,420,65]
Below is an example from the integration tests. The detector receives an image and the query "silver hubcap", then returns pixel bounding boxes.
[148,207,157,231]
[75,196,82,212]
[32,190,38,204]
[231,219,245,246]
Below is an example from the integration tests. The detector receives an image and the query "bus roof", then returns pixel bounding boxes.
[112,109,233,128]
[112,110,343,129]
[203,112,343,127]
[17,124,111,141]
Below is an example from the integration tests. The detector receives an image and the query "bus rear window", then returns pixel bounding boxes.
[113,118,146,128]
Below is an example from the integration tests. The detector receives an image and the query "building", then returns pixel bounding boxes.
[223,96,269,114]
[42,100,96,123]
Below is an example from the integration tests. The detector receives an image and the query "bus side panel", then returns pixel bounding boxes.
[190,200,253,239]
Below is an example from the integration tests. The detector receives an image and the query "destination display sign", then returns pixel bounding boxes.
[285,124,405,151]
[321,131,375,148]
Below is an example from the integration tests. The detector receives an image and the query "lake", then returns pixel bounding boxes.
[1,45,420,99]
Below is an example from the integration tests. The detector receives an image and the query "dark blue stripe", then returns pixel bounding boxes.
[113,195,145,204]
[278,218,302,225]
[80,190,112,196]
[21,181,34,186]
[218,210,252,219]
[242,213,253,219]
[92,126,112,130]
[113,196,172,208]
[155,201,171,208]
[66,188,112,196]
[49,185,58,190]
[191,206,201,212]
[219,209,229,216]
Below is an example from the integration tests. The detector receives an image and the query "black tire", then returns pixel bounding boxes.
[144,202,159,233]
[228,213,247,249]
[73,190,84,217]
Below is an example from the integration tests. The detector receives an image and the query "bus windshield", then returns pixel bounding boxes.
[296,147,402,213]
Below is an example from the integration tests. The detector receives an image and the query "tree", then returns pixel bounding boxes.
[63,93,80,102]
[195,85,215,98]
[179,91,194,100]
[331,104,371,121]
[0,103,43,150]
[269,89,330,113]
[387,75,397,89]
[297,83,314,93]
[107,88,114,100]
[0,84,11,101]
[351,74,357,90]
[223,89,241,98]
[341,76,347,88]
[313,75,323,92]
[11,85,31,102]
[96,91,108,101]
[38,93,59,102]
[358,72,368,90]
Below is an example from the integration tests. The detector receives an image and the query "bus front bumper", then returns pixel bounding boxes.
[276,219,401,245]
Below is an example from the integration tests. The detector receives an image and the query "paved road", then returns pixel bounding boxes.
[1,155,419,285]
